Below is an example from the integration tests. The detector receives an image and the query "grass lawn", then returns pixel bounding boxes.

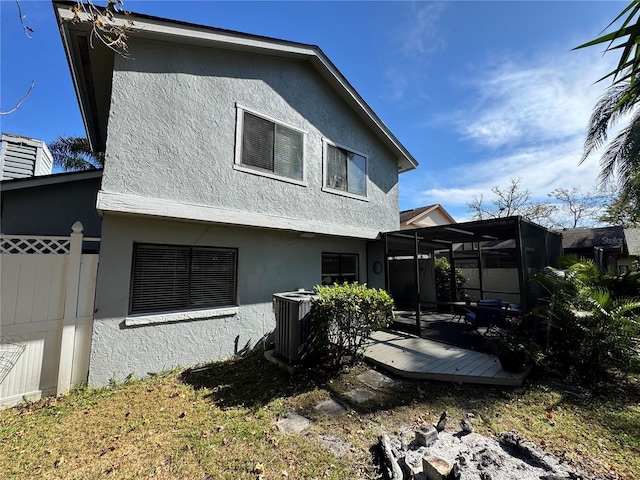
[1,349,638,480]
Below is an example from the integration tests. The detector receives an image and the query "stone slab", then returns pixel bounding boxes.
[357,369,399,390]
[275,411,311,434]
[315,398,349,417]
[345,388,378,403]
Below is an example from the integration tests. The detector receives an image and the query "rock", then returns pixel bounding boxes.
[460,413,473,434]
[422,455,452,480]
[450,462,462,480]
[415,424,438,447]
[357,369,398,390]
[479,473,492,480]
[500,431,555,471]
[435,411,448,432]
[379,435,403,480]
[275,411,310,434]
[314,398,348,417]
[400,449,424,477]
[345,388,377,404]
[539,476,579,480]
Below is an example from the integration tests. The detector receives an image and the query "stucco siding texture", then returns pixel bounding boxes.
[88,214,375,386]
[101,38,399,235]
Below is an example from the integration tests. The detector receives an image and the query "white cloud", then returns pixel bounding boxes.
[400,3,446,58]
[405,45,620,220]
[415,138,603,219]
[382,4,446,103]
[455,50,612,149]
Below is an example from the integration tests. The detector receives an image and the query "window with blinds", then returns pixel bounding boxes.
[325,143,367,196]
[130,244,237,315]
[241,111,303,180]
[321,252,359,285]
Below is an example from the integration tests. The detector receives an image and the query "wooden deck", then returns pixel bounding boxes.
[364,329,530,386]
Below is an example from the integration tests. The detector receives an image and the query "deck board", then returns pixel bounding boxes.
[364,330,529,386]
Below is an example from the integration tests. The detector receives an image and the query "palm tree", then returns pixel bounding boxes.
[580,82,640,191]
[576,3,640,191]
[48,136,104,172]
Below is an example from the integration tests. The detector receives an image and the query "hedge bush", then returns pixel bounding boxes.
[308,283,394,369]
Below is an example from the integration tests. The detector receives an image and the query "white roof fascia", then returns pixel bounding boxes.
[0,169,103,191]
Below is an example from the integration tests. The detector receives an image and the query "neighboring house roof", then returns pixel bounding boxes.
[0,169,103,191]
[52,2,418,174]
[624,228,640,257]
[400,204,456,228]
[560,226,625,252]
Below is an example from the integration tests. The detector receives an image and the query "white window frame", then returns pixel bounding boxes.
[322,138,368,201]
[234,104,307,186]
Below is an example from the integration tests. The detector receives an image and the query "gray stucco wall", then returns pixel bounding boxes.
[89,214,374,386]
[101,38,400,235]
[0,175,102,238]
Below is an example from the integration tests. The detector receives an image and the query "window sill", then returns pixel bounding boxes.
[125,306,239,327]
[233,164,307,187]
[321,187,368,202]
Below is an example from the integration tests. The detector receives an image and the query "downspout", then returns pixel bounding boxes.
[414,230,421,334]
[449,242,455,300]
[515,218,527,312]
[384,233,389,293]
[477,241,484,299]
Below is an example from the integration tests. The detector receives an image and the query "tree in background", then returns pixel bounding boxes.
[600,178,640,226]
[467,178,609,228]
[49,136,104,172]
[548,187,609,228]
[467,178,557,226]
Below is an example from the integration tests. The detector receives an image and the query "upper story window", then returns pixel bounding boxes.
[236,106,305,183]
[323,140,367,198]
[129,243,237,315]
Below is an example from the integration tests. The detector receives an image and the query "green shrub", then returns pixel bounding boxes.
[533,260,640,382]
[486,334,540,373]
[435,257,466,302]
[308,283,394,369]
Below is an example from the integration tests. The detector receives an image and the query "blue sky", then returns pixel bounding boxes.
[1,1,627,220]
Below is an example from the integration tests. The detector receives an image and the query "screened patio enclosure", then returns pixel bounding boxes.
[382,217,562,331]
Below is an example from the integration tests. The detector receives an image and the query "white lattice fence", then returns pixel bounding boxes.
[0,222,99,408]
[1,235,71,254]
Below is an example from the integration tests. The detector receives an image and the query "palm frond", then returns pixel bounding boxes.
[49,136,104,172]
[581,81,640,163]
[596,110,640,186]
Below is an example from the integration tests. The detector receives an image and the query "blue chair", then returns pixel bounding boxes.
[464,299,505,332]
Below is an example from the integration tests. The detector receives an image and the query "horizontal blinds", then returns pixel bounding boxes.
[242,112,274,171]
[274,124,303,180]
[130,244,237,315]
[241,111,303,180]
[190,247,237,308]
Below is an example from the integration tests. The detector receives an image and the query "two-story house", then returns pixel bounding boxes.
[54,2,417,386]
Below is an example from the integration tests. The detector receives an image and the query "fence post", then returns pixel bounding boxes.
[57,221,84,395]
